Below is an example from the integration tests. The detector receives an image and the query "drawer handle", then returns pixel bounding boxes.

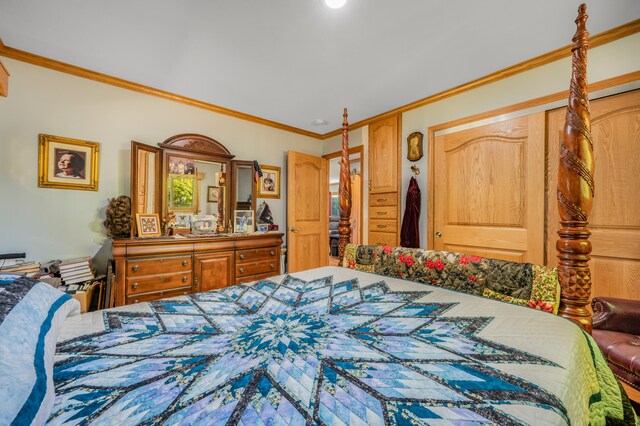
[133,299,139,304]
[377,198,388,202]
[270,263,275,270]
[160,275,168,283]
[376,211,388,215]
[269,250,275,256]
[132,282,139,290]
[377,241,384,245]
[182,276,188,283]
[182,260,188,267]
[377,224,388,229]
[132,265,139,272]
[160,291,165,296]
[182,291,188,295]
[239,254,245,260]
[239,267,245,274]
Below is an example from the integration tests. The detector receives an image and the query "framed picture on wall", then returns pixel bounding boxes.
[38,134,100,191]
[136,213,161,238]
[257,165,280,199]
[207,186,220,203]
[234,210,254,233]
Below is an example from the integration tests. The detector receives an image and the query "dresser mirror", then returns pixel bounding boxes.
[130,142,162,236]
[130,133,236,236]
[231,160,256,211]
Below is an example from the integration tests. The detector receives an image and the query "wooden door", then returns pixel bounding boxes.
[547,90,640,300]
[369,115,400,194]
[194,251,234,292]
[432,113,545,263]
[287,151,328,272]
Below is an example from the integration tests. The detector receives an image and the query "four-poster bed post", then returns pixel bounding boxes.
[336,5,594,332]
[557,4,594,333]
[337,108,352,266]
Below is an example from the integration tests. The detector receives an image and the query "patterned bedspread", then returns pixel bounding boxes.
[50,267,632,425]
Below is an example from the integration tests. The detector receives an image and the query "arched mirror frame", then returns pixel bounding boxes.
[159,134,235,230]
[130,133,240,237]
[231,160,257,214]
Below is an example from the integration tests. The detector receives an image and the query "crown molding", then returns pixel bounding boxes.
[1,18,638,141]
[319,18,640,139]
[0,40,323,139]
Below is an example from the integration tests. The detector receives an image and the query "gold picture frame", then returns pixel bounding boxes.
[136,213,161,237]
[257,165,280,199]
[38,134,100,191]
[406,131,424,162]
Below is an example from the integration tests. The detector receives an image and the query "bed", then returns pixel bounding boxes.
[0,4,636,425]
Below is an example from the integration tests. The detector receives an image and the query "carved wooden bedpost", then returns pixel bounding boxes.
[557,4,594,333]
[337,108,352,266]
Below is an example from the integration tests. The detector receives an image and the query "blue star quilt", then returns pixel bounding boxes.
[49,267,633,425]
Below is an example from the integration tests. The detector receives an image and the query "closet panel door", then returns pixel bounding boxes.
[546,90,640,300]
[433,112,545,263]
[369,116,400,194]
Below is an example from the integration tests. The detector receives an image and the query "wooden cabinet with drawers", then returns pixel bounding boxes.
[368,114,401,246]
[112,233,283,306]
[235,247,279,284]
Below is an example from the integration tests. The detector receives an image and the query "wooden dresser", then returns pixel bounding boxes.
[368,114,401,246]
[111,233,283,306]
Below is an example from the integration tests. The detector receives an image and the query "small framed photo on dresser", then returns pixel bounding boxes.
[234,210,254,233]
[136,213,161,238]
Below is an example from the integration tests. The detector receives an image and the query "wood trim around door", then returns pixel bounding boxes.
[323,145,364,244]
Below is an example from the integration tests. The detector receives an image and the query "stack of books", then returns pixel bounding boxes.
[59,257,94,285]
[0,260,41,277]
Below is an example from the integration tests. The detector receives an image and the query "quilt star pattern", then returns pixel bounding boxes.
[49,275,568,425]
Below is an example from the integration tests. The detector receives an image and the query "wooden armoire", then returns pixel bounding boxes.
[368,115,401,246]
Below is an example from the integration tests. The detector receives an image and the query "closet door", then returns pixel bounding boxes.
[546,90,640,300]
[432,112,545,263]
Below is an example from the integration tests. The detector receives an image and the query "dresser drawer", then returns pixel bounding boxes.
[127,256,191,276]
[369,192,397,207]
[236,259,278,278]
[235,271,279,285]
[368,231,398,247]
[236,247,278,263]
[126,272,192,295]
[370,205,397,219]
[370,219,397,233]
[126,287,191,305]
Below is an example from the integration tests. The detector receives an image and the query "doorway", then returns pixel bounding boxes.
[323,146,364,266]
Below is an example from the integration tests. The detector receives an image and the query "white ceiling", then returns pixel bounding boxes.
[1,0,638,135]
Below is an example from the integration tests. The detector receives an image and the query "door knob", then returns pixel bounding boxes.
[435,231,442,238]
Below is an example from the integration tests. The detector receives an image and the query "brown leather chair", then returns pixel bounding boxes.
[591,297,640,412]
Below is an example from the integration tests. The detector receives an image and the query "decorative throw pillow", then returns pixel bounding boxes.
[0,274,80,426]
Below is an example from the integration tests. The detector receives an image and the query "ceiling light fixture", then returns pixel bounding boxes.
[323,0,347,9]
[312,119,329,126]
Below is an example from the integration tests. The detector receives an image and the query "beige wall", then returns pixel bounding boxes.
[325,33,640,248]
[0,58,322,262]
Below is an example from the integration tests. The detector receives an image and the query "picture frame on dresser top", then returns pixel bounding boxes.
[135,213,161,237]
[38,134,100,191]
[234,210,254,233]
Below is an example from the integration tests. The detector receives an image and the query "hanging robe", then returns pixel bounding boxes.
[400,176,421,248]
